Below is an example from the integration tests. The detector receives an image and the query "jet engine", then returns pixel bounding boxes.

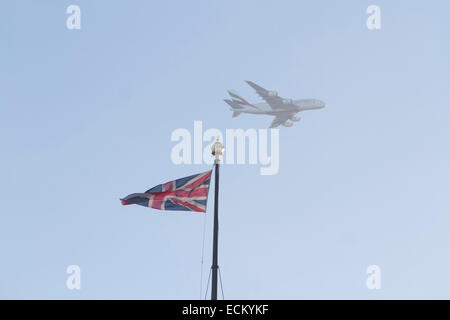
[282,121,293,127]
[290,115,301,122]
[268,91,278,97]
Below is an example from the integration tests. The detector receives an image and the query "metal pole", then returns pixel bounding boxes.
[211,160,219,300]
[210,138,223,300]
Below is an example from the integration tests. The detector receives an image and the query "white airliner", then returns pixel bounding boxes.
[224,81,326,128]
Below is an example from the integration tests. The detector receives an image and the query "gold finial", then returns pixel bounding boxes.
[211,137,224,163]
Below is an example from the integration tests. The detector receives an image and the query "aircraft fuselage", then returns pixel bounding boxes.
[239,99,326,116]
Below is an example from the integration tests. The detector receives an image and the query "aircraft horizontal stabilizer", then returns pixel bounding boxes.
[232,111,241,118]
[224,99,244,110]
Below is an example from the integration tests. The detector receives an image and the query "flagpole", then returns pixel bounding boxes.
[211,138,224,300]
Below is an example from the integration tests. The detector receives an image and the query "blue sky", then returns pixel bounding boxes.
[1,0,449,299]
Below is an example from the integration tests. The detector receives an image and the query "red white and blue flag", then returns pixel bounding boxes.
[121,170,212,212]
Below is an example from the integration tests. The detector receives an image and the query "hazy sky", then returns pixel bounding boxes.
[1,0,449,299]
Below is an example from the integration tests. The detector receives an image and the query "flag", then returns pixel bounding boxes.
[121,170,212,212]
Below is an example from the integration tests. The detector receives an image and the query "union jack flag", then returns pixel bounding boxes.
[121,170,212,212]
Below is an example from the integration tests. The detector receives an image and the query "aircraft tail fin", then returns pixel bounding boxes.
[227,90,247,103]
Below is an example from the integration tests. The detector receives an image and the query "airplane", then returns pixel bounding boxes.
[224,81,326,128]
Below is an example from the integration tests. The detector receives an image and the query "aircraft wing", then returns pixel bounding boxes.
[246,80,296,110]
[269,114,291,128]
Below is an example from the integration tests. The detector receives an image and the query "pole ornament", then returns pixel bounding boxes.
[211,138,224,163]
